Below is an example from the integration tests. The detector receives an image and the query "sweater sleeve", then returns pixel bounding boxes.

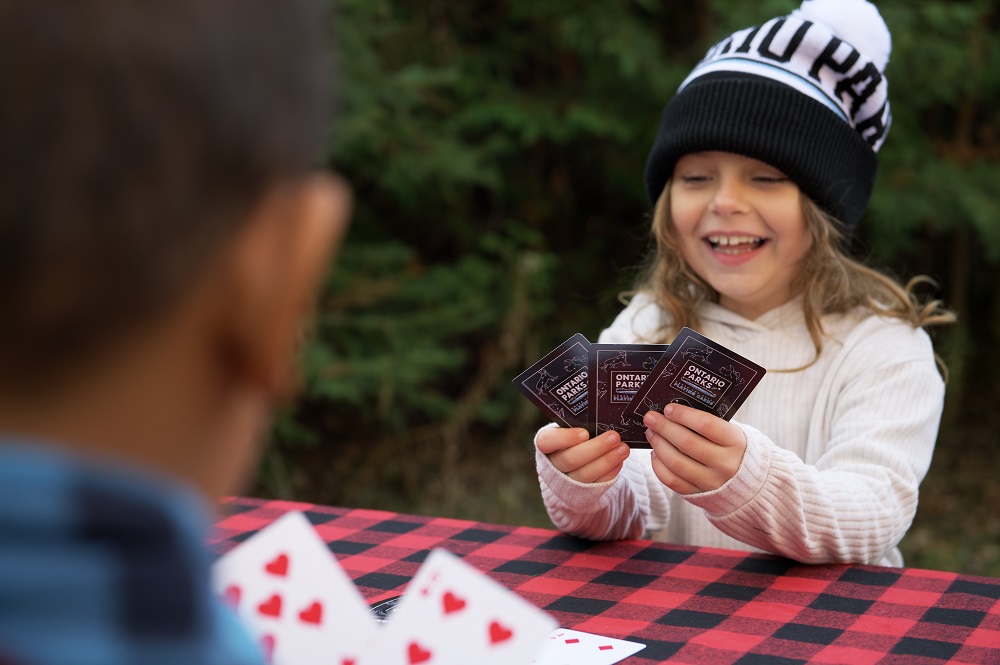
[535,431,647,541]
[684,319,943,565]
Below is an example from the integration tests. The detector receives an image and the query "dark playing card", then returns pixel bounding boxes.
[625,327,765,422]
[511,333,591,428]
[588,343,669,447]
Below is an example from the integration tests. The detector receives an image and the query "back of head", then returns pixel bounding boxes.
[0,0,329,390]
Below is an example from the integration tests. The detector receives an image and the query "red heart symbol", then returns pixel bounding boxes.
[265,553,289,577]
[489,620,513,644]
[442,591,466,615]
[258,594,282,618]
[299,601,323,624]
[222,585,241,608]
[261,634,276,660]
[408,641,432,664]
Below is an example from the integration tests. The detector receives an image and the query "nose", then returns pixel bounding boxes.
[709,176,749,217]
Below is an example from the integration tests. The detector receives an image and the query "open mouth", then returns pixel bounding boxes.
[705,235,766,255]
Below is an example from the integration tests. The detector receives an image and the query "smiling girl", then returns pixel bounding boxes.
[534,0,954,566]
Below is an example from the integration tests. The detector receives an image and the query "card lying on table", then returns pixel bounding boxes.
[511,333,591,429]
[589,343,669,447]
[533,628,646,665]
[625,327,765,422]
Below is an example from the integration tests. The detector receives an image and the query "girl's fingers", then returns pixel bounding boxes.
[644,405,748,492]
[645,427,707,491]
[535,427,590,455]
[644,407,745,474]
[544,430,628,480]
[660,403,745,449]
[570,446,629,483]
[650,449,701,495]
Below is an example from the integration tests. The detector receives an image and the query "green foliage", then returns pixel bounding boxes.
[867,1,1000,256]
[259,0,1000,577]
[303,228,554,431]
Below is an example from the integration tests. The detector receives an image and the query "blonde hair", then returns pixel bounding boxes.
[633,183,956,372]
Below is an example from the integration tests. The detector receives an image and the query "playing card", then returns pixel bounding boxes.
[512,333,592,429]
[533,629,646,665]
[589,343,669,447]
[212,511,378,665]
[367,548,558,665]
[625,327,766,422]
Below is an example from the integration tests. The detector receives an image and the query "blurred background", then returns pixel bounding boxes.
[252,0,1000,577]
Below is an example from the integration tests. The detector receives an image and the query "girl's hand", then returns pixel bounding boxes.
[643,404,747,494]
[536,427,631,484]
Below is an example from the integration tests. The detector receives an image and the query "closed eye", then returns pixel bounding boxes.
[753,172,790,184]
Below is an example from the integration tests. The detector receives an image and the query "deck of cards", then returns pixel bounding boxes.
[513,328,766,446]
[213,511,645,665]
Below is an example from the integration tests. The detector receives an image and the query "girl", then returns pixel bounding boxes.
[534,0,954,567]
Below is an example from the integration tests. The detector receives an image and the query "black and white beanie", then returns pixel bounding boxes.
[644,0,892,229]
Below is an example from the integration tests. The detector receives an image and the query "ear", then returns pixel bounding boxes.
[217,173,352,400]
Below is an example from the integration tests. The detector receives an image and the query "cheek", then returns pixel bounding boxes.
[669,198,700,235]
[788,216,813,261]
[769,201,811,258]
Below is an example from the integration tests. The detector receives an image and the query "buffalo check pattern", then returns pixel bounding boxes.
[210,498,1000,664]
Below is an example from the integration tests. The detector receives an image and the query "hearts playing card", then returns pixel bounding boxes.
[533,629,646,665]
[366,549,558,665]
[212,511,378,665]
[625,327,766,422]
[511,333,592,429]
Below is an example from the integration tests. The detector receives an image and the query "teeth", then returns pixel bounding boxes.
[707,235,762,248]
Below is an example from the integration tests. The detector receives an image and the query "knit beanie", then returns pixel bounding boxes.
[644,0,892,229]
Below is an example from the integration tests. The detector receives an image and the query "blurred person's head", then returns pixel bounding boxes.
[0,0,350,499]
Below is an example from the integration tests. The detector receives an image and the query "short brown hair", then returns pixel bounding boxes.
[0,0,331,387]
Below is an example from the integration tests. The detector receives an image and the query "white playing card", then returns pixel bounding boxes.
[367,548,558,665]
[533,628,646,665]
[212,511,378,665]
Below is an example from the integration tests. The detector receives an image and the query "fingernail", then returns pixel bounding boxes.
[663,404,675,417]
[643,412,656,427]
[578,429,590,442]
[644,428,652,440]
[618,444,630,458]
[605,431,619,444]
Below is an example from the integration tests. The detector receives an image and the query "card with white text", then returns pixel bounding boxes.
[588,343,669,446]
[625,327,765,422]
[512,333,592,429]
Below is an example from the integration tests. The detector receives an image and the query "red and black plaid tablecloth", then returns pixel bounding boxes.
[211,498,1000,664]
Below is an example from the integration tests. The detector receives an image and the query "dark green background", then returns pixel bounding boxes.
[256,0,1000,577]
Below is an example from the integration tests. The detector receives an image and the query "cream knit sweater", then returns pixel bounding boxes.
[535,293,944,567]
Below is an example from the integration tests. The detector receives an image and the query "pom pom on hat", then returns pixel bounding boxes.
[643,0,894,230]
[795,0,891,72]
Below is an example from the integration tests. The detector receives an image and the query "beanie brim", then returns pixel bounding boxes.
[644,73,878,229]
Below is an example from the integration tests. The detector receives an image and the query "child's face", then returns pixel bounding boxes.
[669,151,812,320]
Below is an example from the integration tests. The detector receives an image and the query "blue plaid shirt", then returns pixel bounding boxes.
[0,442,265,665]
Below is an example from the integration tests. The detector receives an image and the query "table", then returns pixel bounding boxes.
[210,498,1000,664]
